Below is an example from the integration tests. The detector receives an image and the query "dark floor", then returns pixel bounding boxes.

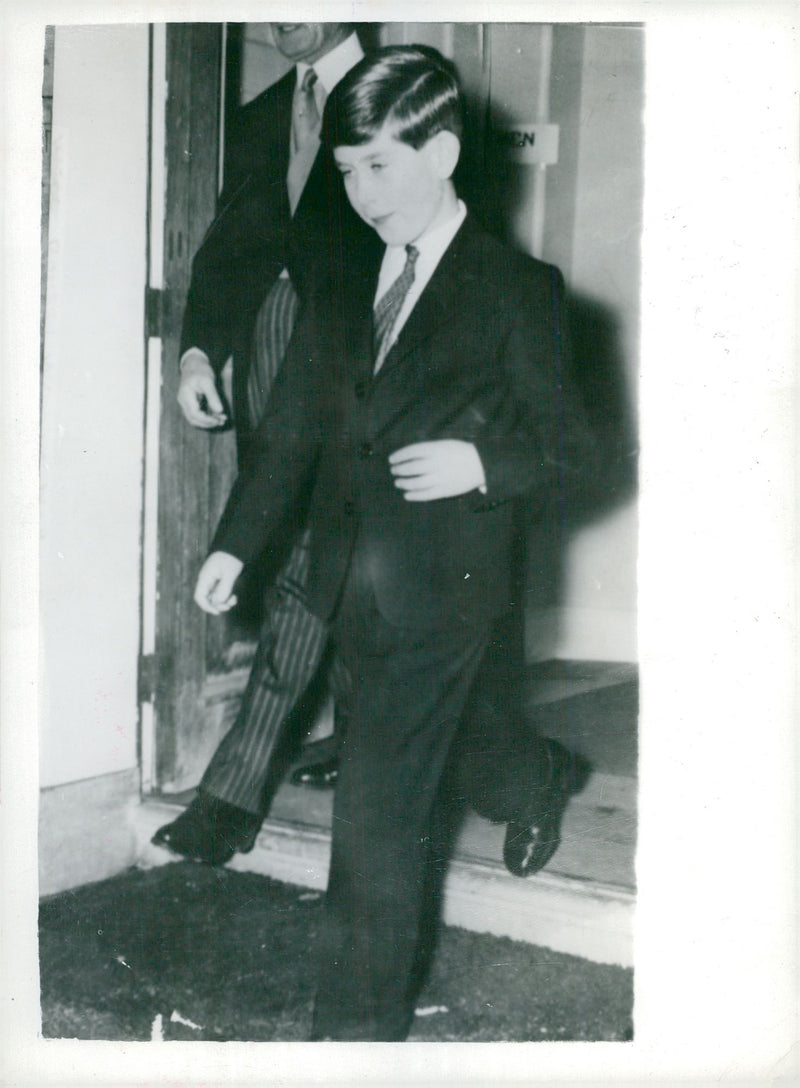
[40,862,633,1042]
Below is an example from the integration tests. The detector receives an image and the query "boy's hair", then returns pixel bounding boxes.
[323,45,463,150]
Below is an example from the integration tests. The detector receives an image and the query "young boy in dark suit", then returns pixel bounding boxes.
[194,45,591,1041]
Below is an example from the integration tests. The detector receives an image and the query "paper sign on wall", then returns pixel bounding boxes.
[493,123,560,165]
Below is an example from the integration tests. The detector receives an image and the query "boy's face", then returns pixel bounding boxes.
[334,125,459,248]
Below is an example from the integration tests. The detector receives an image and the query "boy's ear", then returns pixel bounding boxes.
[427,130,461,179]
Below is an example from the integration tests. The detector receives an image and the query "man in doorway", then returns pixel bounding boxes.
[153,23,379,865]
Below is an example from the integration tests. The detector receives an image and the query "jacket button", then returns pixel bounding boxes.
[344,500,356,516]
[358,442,373,460]
[354,379,367,400]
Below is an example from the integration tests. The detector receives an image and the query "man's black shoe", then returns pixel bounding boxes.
[151,792,262,866]
[503,741,591,878]
[290,756,339,789]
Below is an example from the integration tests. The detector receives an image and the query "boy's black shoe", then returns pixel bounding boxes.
[503,741,591,878]
[151,791,262,866]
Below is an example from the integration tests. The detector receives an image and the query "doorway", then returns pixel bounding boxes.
[143,20,642,811]
[144,23,263,798]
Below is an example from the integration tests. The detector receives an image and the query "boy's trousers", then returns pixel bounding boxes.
[310,570,554,1042]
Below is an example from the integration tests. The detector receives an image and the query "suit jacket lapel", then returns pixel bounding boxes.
[203,69,296,248]
[339,244,383,379]
[374,217,483,380]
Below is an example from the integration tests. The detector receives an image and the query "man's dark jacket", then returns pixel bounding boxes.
[179,66,378,460]
[212,216,593,630]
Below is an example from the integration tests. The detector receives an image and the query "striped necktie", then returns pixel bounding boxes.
[373,244,419,372]
[287,67,320,215]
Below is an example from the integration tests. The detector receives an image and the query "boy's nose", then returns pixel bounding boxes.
[353,172,377,211]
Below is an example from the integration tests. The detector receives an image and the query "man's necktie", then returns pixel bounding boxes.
[287,67,321,215]
[373,244,420,372]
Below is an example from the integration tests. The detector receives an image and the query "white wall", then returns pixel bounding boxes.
[40,25,150,788]
[555,27,641,662]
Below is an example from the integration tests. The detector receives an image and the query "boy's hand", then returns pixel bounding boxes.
[389,440,486,501]
[194,551,244,614]
[178,349,228,428]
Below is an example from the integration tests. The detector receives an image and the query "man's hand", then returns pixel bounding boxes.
[177,349,228,428]
[389,440,486,501]
[194,551,244,614]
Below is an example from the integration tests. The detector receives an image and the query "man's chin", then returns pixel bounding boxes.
[273,25,317,58]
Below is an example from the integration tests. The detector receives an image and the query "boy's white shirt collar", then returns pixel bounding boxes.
[374,199,468,327]
[296,32,363,96]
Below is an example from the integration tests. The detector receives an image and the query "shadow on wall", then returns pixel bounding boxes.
[459,94,640,658]
[566,291,638,524]
[524,291,639,658]
[460,90,639,506]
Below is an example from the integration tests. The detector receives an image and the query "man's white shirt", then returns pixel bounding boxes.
[295,31,363,112]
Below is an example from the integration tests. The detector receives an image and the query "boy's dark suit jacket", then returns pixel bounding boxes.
[179,67,378,460]
[212,215,591,630]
